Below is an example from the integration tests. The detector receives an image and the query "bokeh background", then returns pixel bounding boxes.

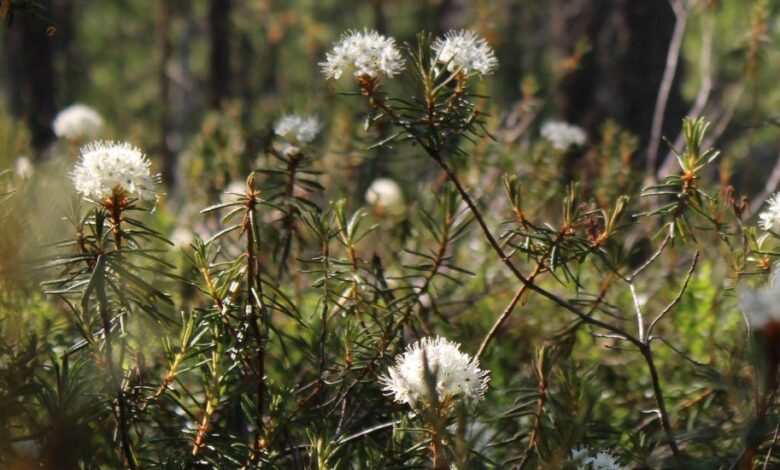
[2,0,778,200]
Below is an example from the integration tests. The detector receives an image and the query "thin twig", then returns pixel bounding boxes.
[651,335,707,367]
[476,283,528,361]
[657,17,714,180]
[640,344,683,460]
[647,251,700,339]
[747,153,780,218]
[762,421,780,470]
[647,0,688,179]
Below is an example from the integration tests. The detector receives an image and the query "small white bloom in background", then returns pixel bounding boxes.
[170,227,194,249]
[570,446,590,464]
[569,447,626,470]
[262,209,284,225]
[71,141,158,201]
[275,114,321,145]
[321,29,405,80]
[380,336,489,409]
[53,104,104,142]
[759,193,780,233]
[540,120,587,151]
[14,156,33,179]
[365,178,405,215]
[432,30,498,77]
[220,180,247,205]
[274,114,321,156]
[588,451,625,470]
[739,275,780,330]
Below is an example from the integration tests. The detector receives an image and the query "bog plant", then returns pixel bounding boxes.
[1,27,780,470]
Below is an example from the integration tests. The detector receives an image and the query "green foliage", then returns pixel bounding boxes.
[5,1,780,469]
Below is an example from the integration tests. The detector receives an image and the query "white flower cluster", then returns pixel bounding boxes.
[380,336,489,409]
[432,30,498,77]
[740,274,780,330]
[365,178,405,215]
[759,193,780,233]
[71,141,158,202]
[570,446,626,470]
[274,114,321,144]
[321,29,404,80]
[53,104,104,142]
[540,120,587,150]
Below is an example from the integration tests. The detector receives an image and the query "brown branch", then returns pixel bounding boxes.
[517,349,549,469]
[640,343,682,460]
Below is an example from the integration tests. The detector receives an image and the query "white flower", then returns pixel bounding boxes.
[759,193,780,232]
[365,178,405,215]
[570,446,590,464]
[740,275,780,329]
[569,447,626,470]
[541,120,587,150]
[14,156,33,179]
[275,114,321,155]
[380,336,489,409]
[321,29,404,80]
[589,451,625,470]
[432,30,498,77]
[220,180,247,205]
[275,114,320,144]
[170,227,194,249]
[71,141,158,201]
[53,104,104,141]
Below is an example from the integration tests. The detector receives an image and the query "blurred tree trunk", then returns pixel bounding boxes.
[157,0,175,188]
[3,0,56,156]
[209,0,231,108]
[553,0,686,145]
[53,0,79,103]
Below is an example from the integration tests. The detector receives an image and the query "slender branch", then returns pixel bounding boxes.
[243,178,267,461]
[747,152,780,218]
[629,282,646,342]
[627,226,673,282]
[96,255,137,469]
[640,343,682,460]
[646,0,688,179]
[476,283,527,361]
[647,251,699,339]
[275,152,303,280]
[762,421,780,470]
[319,237,330,396]
[517,349,549,469]
[102,195,137,469]
[651,335,707,367]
